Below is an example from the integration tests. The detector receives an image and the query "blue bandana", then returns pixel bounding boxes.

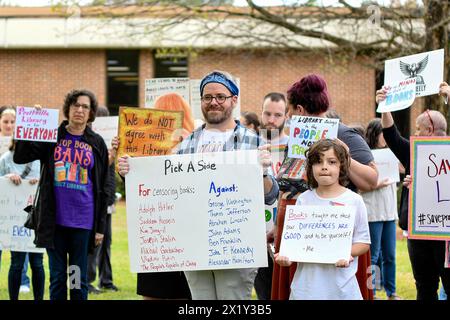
[199,72,239,97]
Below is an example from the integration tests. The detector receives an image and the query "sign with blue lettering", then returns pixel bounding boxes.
[279,205,355,264]
[125,150,267,272]
[376,79,417,113]
[0,178,44,253]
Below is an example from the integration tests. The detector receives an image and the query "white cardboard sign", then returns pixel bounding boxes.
[279,205,355,264]
[14,107,59,143]
[384,49,444,98]
[125,150,267,272]
[91,116,119,149]
[288,116,339,159]
[0,178,44,253]
[144,78,190,108]
[376,79,417,113]
[371,148,400,183]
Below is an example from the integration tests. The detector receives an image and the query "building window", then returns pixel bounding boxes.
[153,51,188,78]
[107,50,139,115]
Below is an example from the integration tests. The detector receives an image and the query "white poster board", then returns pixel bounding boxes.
[125,150,267,272]
[144,78,190,108]
[91,116,119,149]
[279,205,355,264]
[14,106,59,143]
[288,116,339,159]
[0,136,11,155]
[384,49,444,98]
[409,138,450,240]
[371,148,400,183]
[0,178,44,253]
[376,79,417,113]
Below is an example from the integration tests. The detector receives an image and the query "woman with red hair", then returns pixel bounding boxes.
[154,93,195,142]
[271,74,378,300]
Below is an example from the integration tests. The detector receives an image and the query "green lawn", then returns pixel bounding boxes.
[0,201,417,300]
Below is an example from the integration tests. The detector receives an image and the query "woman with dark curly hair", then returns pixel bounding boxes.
[14,89,109,300]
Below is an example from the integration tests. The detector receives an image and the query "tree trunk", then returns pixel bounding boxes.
[423,0,449,133]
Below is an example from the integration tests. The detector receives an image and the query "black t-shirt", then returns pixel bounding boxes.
[338,123,375,192]
[382,124,410,230]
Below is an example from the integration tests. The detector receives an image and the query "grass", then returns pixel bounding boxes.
[0,201,417,300]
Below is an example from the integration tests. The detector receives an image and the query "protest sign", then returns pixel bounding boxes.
[288,116,339,159]
[125,150,267,272]
[145,78,190,108]
[117,107,183,159]
[92,116,119,148]
[371,148,400,183]
[384,49,444,98]
[279,205,355,264]
[0,178,44,253]
[14,106,59,143]
[408,137,450,240]
[376,79,416,113]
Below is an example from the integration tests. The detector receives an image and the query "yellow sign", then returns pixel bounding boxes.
[118,107,183,158]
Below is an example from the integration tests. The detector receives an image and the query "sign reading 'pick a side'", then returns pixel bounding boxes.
[14,107,59,143]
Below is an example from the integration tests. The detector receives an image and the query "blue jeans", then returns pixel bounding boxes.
[21,253,30,287]
[439,284,447,300]
[369,220,397,297]
[47,225,91,300]
[8,251,45,300]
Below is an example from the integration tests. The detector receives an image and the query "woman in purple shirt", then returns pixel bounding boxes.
[14,89,109,300]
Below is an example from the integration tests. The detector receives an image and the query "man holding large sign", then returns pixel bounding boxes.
[376,83,450,300]
[118,70,279,300]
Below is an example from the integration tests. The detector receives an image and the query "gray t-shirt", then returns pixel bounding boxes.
[338,123,374,192]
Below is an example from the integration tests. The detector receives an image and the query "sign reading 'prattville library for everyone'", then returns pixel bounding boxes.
[14,107,59,143]
[409,137,450,240]
[288,116,340,159]
[125,150,267,273]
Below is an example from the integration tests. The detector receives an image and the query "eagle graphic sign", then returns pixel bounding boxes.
[384,49,444,98]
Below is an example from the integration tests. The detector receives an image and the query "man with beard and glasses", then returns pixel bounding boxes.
[173,70,279,299]
[254,92,288,299]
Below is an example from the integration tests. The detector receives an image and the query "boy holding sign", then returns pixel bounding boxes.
[275,139,370,300]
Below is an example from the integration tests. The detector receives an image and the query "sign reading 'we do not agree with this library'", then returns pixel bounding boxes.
[117,107,183,159]
[125,150,268,273]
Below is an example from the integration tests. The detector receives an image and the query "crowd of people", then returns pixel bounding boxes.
[1,69,450,300]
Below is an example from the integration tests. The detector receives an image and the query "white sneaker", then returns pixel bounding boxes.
[19,285,30,293]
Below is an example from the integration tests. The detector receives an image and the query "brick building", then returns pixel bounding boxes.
[0,6,421,129]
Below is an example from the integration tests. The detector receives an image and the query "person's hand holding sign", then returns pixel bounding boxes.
[274,253,292,267]
[258,144,272,176]
[439,82,449,104]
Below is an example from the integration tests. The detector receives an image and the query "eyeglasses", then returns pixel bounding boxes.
[425,109,435,133]
[71,103,90,111]
[201,94,233,104]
